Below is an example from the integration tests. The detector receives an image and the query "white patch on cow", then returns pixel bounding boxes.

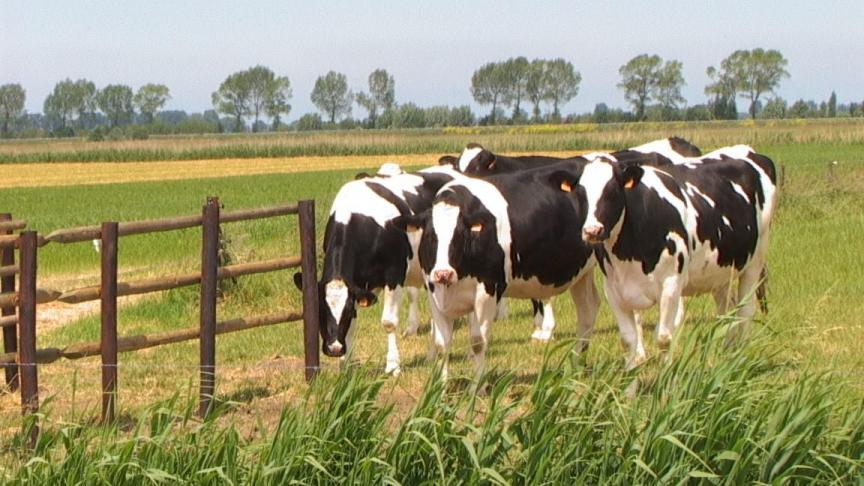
[629,138,690,163]
[685,182,716,208]
[457,146,484,172]
[580,159,616,231]
[729,181,750,203]
[331,172,425,226]
[376,162,403,176]
[431,202,461,276]
[325,279,349,321]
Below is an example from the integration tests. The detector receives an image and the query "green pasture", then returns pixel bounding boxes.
[1,117,863,163]
[1,138,864,481]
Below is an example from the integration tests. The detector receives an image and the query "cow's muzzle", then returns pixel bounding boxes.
[323,340,346,357]
[582,224,606,243]
[432,268,457,286]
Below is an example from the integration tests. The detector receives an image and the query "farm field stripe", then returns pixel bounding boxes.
[0,151,587,189]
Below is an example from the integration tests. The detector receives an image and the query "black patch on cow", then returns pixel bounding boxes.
[365,182,412,217]
[484,163,594,288]
[677,253,685,273]
[461,145,581,176]
[746,151,777,184]
[611,149,674,167]
[663,154,775,270]
[402,172,455,214]
[669,136,703,157]
[598,165,689,275]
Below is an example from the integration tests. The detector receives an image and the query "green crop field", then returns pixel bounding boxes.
[1,125,864,482]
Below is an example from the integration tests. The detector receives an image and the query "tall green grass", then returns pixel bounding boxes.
[4,323,863,483]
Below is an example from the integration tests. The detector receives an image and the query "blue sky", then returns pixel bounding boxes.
[3,0,862,120]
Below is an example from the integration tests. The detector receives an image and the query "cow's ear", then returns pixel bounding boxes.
[438,155,458,167]
[621,164,644,189]
[388,212,427,233]
[547,169,581,193]
[354,289,378,307]
[354,172,372,180]
[293,272,304,290]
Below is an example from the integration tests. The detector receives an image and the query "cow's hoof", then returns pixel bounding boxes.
[531,329,552,342]
[402,326,419,338]
[624,354,647,372]
[385,364,401,376]
[656,335,671,351]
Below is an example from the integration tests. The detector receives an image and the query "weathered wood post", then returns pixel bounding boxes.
[18,231,39,447]
[298,200,320,382]
[100,222,119,424]
[1,213,17,390]
[199,197,220,418]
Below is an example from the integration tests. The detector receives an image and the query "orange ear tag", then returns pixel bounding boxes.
[406,224,419,232]
[358,298,370,307]
[560,180,573,192]
[470,223,483,233]
[624,179,636,189]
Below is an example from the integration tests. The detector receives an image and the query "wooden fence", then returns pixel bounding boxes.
[0,198,321,444]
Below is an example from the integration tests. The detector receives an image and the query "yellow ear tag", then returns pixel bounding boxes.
[470,223,483,233]
[560,180,573,192]
[406,224,419,232]
[358,298,370,307]
[624,179,636,189]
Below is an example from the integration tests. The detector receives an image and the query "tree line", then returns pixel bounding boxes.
[1,48,863,139]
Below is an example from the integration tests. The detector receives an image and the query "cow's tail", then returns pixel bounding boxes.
[756,265,769,314]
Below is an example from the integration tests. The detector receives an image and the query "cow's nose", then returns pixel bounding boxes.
[433,269,456,285]
[582,224,605,241]
[328,341,344,355]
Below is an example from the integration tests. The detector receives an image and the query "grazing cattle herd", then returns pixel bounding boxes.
[294,137,777,381]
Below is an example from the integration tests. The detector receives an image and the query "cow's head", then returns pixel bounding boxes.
[390,182,506,299]
[293,272,377,357]
[456,143,499,175]
[579,158,643,244]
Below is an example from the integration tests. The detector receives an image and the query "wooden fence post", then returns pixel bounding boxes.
[100,222,119,424]
[18,231,38,447]
[298,200,320,382]
[1,213,17,391]
[199,197,219,418]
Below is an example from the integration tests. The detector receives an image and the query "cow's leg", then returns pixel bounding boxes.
[569,275,600,353]
[532,299,544,329]
[656,277,684,351]
[605,282,646,370]
[495,297,509,320]
[403,287,421,337]
[427,297,453,381]
[381,286,403,375]
[470,293,498,388]
[340,317,358,370]
[712,283,732,316]
[530,300,556,342]
[729,259,765,344]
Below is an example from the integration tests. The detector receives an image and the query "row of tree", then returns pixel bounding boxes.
[2,47,863,138]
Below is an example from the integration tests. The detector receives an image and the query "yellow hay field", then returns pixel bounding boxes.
[0,151,587,189]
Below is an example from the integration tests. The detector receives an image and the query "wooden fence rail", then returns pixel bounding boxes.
[2,198,319,443]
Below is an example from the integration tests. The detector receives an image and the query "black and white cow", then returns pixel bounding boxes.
[574,145,776,369]
[293,163,460,374]
[440,136,702,176]
[434,136,705,341]
[390,161,600,380]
